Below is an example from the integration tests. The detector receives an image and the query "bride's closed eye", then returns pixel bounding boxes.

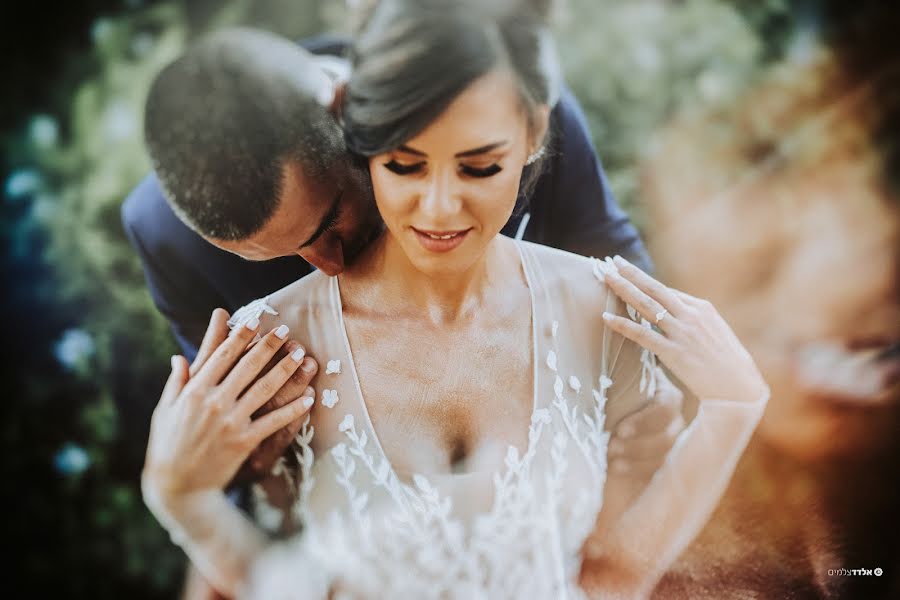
[460,163,502,178]
[383,160,425,175]
[383,159,503,178]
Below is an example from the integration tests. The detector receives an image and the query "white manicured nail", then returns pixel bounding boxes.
[245,317,260,331]
[291,347,306,362]
[275,324,289,339]
[302,396,315,409]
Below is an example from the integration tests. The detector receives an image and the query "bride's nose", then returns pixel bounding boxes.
[419,167,462,218]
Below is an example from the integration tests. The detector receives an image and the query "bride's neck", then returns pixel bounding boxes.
[344,232,508,324]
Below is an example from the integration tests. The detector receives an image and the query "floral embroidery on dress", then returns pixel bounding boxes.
[546,350,558,372]
[568,375,582,393]
[301,361,611,599]
[326,359,342,375]
[322,389,339,408]
[226,296,278,330]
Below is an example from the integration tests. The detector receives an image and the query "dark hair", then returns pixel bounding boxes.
[144,28,345,240]
[342,0,560,193]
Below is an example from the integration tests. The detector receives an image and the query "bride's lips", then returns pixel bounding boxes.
[411,227,472,253]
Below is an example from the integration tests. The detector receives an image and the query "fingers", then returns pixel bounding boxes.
[602,312,670,356]
[247,391,315,447]
[611,256,686,315]
[219,325,297,397]
[189,308,231,377]
[161,355,190,405]
[236,344,317,420]
[604,268,670,331]
[191,316,262,388]
[244,389,311,478]
[248,342,319,415]
[248,415,306,475]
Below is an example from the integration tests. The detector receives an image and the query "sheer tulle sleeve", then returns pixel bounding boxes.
[582,391,767,596]
[580,257,768,596]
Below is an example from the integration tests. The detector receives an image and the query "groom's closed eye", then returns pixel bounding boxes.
[298,190,343,249]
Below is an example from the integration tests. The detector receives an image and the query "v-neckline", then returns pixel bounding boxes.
[330,238,540,481]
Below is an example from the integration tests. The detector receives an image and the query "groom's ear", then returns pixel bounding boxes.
[329,81,347,120]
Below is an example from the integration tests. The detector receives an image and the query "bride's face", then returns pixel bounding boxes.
[368,68,545,276]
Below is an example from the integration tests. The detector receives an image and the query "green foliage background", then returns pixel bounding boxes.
[2,0,797,596]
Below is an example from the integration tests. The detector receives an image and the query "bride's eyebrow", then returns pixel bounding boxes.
[455,141,508,158]
[396,141,509,158]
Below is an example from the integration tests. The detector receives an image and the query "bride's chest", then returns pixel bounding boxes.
[344,315,534,475]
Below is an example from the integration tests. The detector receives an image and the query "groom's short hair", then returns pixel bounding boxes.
[144,28,345,241]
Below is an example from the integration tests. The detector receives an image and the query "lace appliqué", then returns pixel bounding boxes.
[321,389,339,408]
[227,296,279,330]
[592,257,658,399]
[306,364,610,599]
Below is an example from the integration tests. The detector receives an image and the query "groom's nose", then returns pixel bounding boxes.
[298,232,345,276]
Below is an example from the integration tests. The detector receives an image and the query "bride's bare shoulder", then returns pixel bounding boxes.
[228,269,332,333]
[519,241,611,300]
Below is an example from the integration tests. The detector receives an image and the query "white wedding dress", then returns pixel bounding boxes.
[156,240,767,599]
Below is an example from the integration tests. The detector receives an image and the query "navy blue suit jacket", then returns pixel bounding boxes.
[122,53,650,360]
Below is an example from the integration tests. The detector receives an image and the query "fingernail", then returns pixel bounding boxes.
[275,324,289,339]
[291,347,306,362]
[171,355,179,370]
[301,357,317,373]
[613,255,625,266]
[245,317,260,331]
[302,396,315,409]
[602,312,613,321]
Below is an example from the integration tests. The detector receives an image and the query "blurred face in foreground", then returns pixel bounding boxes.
[643,105,900,460]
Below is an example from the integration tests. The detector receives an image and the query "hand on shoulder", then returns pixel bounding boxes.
[599,256,769,404]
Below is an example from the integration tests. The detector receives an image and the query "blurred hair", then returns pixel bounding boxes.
[342,0,561,196]
[822,1,900,201]
[652,1,900,205]
[144,28,345,241]
[642,50,900,211]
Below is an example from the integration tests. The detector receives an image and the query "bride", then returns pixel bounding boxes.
[142,1,769,598]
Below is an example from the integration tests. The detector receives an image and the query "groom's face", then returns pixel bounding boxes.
[212,158,382,276]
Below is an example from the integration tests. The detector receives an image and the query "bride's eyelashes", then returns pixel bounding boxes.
[460,164,502,178]
[383,160,425,175]
[382,159,503,178]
